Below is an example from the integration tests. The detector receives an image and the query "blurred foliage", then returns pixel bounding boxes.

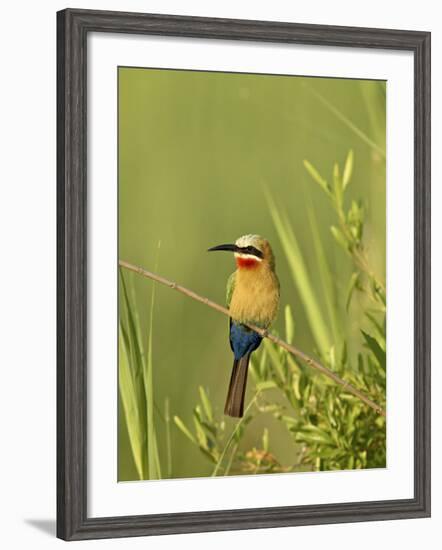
[118,67,386,480]
[174,154,386,474]
[119,269,166,479]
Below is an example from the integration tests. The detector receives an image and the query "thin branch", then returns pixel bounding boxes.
[119,260,386,417]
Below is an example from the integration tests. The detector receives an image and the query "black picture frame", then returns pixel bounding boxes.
[57,8,431,541]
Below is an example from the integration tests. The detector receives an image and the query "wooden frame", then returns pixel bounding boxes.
[57,8,431,541]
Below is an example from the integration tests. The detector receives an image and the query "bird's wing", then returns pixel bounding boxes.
[226,271,236,308]
[226,271,236,352]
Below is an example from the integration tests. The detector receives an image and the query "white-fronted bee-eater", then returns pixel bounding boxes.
[208,234,280,417]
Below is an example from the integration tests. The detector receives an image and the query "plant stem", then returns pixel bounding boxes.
[223,442,239,477]
[335,205,386,297]
[119,260,386,417]
[212,393,260,477]
[307,86,386,159]
[164,397,172,478]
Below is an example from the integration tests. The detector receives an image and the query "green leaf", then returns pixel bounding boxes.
[262,340,285,383]
[145,275,160,479]
[119,270,145,382]
[331,225,349,252]
[306,205,342,347]
[346,272,360,311]
[341,341,348,367]
[151,428,162,480]
[200,420,217,438]
[292,375,302,401]
[284,305,295,344]
[278,414,298,428]
[365,312,386,350]
[259,346,268,379]
[329,345,336,371]
[333,162,343,209]
[303,160,330,195]
[118,325,146,479]
[262,428,269,452]
[342,150,354,190]
[164,397,172,478]
[296,425,334,445]
[174,416,197,445]
[193,412,208,448]
[357,352,364,374]
[265,188,331,355]
[199,446,218,464]
[198,386,213,422]
[255,380,277,391]
[361,330,386,371]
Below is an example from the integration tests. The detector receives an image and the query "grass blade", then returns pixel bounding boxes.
[118,325,146,479]
[303,160,330,195]
[119,270,148,478]
[342,149,354,191]
[361,330,386,371]
[164,398,172,478]
[198,386,213,423]
[145,275,161,479]
[307,85,386,159]
[306,205,342,347]
[119,269,145,381]
[265,189,331,354]
[174,416,197,444]
[212,393,259,477]
[284,304,295,345]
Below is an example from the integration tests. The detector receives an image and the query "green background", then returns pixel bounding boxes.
[118,67,386,480]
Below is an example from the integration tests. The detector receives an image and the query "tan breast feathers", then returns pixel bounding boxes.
[229,267,279,327]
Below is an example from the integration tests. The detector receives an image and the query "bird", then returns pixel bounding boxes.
[208,234,280,418]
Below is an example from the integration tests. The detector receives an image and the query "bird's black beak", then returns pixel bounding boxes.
[207,243,239,253]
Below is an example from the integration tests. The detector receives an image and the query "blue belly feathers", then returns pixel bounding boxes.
[229,321,262,360]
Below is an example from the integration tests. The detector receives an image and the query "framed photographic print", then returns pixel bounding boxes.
[57,8,431,541]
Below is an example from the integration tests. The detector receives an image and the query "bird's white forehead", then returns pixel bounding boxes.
[235,234,262,249]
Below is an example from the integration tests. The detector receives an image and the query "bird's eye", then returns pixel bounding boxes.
[240,245,263,258]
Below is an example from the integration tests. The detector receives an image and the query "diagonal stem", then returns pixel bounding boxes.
[307,86,386,159]
[212,392,260,477]
[119,260,386,417]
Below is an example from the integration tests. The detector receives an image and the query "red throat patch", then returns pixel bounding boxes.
[236,257,260,269]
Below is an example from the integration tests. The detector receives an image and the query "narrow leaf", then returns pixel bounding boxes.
[361,330,386,371]
[284,304,295,344]
[331,226,349,252]
[307,206,341,345]
[145,278,160,479]
[365,312,386,350]
[265,188,331,354]
[346,272,360,311]
[262,428,269,452]
[174,416,197,445]
[255,380,277,391]
[343,150,354,190]
[118,326,146,479]
[198,386,213,422]
[303,160,330,195]
[333,163,343,209]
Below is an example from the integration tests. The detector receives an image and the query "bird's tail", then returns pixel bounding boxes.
[224,354,251,418]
